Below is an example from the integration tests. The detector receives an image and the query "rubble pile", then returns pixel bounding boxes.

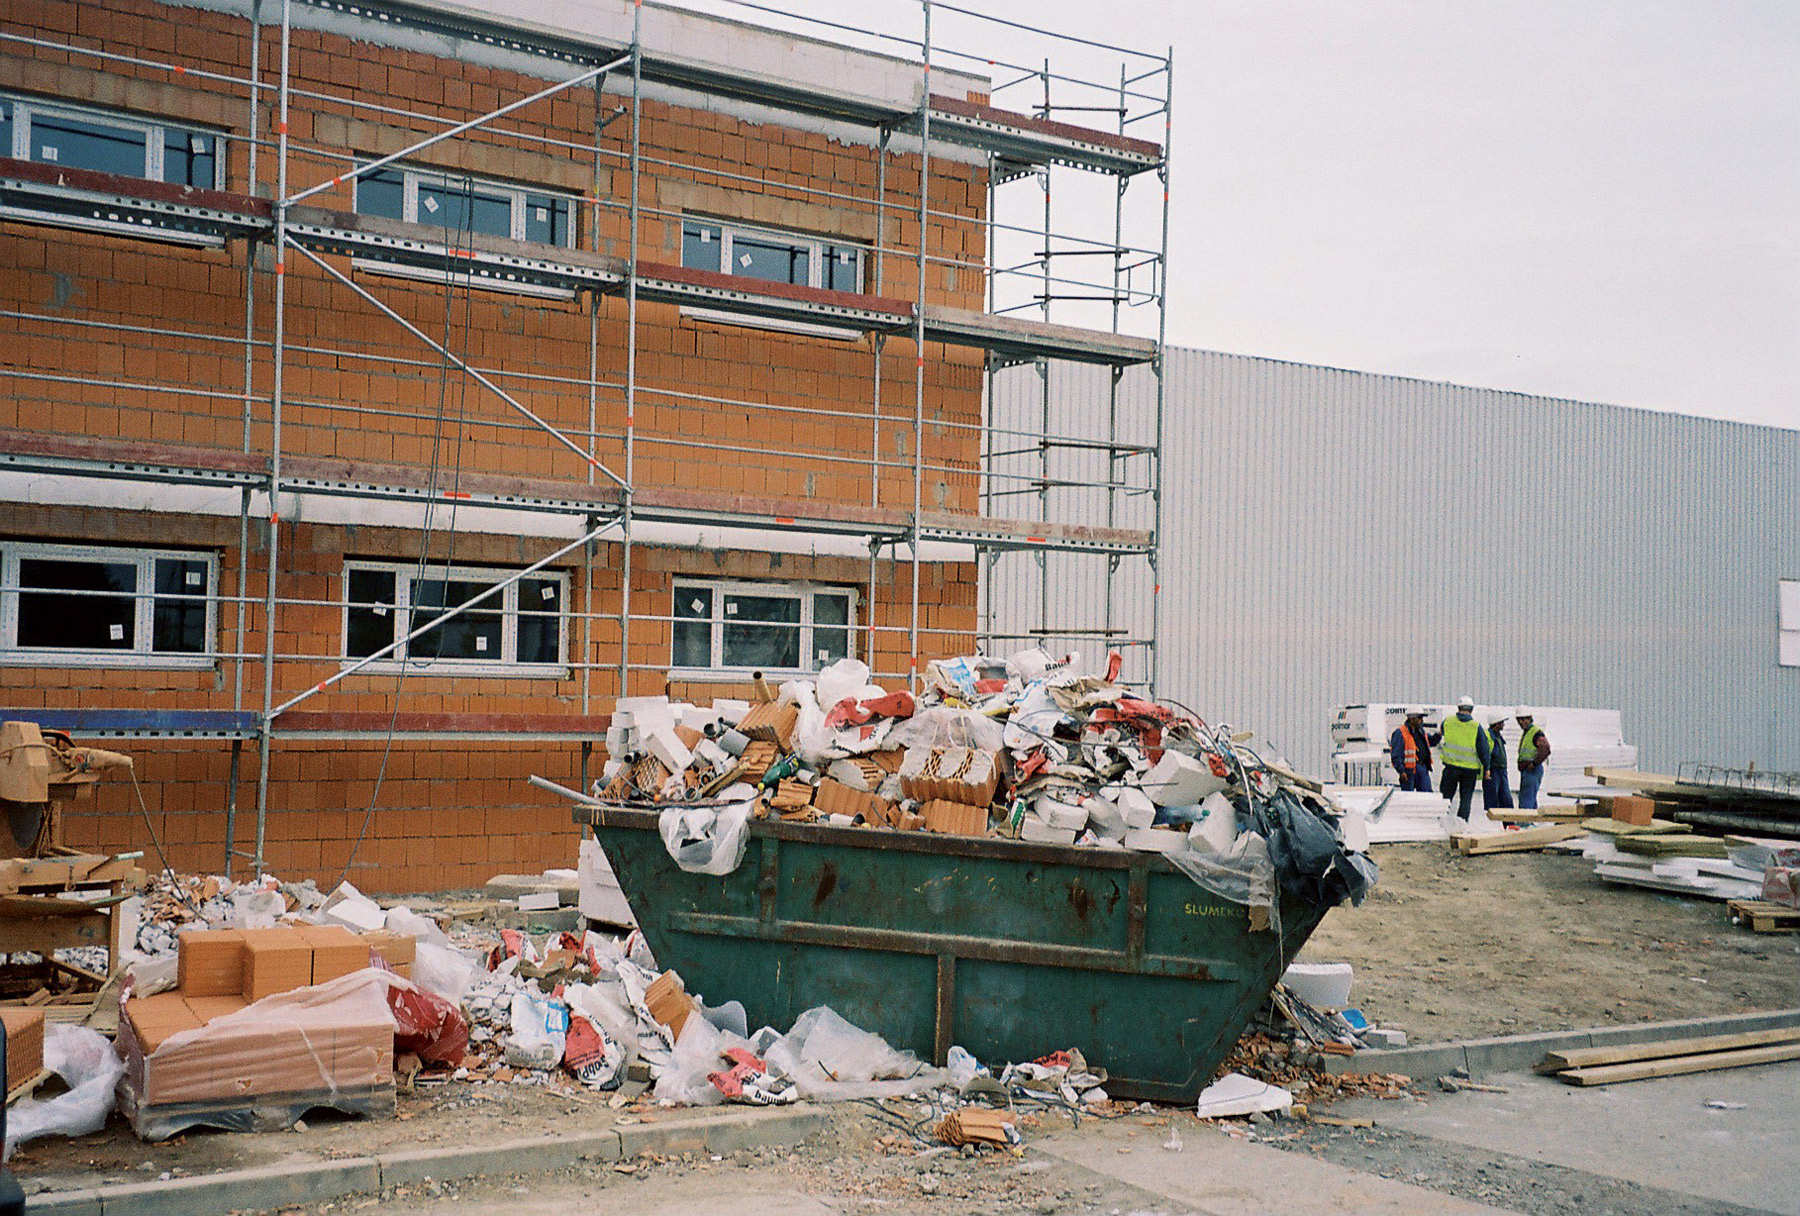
[593,650,1375,912]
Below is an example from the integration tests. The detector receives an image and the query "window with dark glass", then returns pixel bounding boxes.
[350,163,576,248]
[671,580,856,673]
[2,544,215,662]
[678,219,863,293]
[0,93,223,189]
[342,562,566,671]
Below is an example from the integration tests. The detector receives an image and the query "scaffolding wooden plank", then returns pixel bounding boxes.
[1558,1042,1800,1086]
[1538,1026,1800,1074]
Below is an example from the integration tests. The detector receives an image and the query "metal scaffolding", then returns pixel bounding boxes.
[0,0,1171,874]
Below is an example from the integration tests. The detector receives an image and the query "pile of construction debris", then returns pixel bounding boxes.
[567,650,1374,914]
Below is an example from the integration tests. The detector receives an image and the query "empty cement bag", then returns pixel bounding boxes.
[658,783,756,876]
[5,1024,124,1159]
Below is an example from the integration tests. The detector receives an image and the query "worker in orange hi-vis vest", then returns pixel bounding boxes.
[1388,711,1434,793]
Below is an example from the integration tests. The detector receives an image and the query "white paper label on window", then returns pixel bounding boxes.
[373,605,389,617]
[475,636,488,651]
[423,195,439,213]
[699,230,712,242]
[738,253,753,267]
[818,649,830,661]
[534,206,549,222]
[839,251,852,263]
[185,570,202,586]
[540,585,555,601]
[109,623,124,640]
[191,136,207,152]
[725,603,738,615]
[41,145,58,162]
[690,598,705,614]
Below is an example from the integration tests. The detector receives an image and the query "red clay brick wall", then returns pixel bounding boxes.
[0,0,990,514]
[0,0,990,893]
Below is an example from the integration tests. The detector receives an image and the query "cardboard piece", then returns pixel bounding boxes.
[177,928,247,997]
[644,971,695,1042]
[1,1007,45,1092]
[361,929,417,968]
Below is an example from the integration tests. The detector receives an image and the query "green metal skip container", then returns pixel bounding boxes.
[576,805,1328,1103]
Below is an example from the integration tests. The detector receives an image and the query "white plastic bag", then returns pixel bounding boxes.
[658,784,755,876]
[411,940,479,1003]
[5,1024,124,1159]
[385,904,452,950]
[761,1006,943,1101]
[814,658,872,710]
[505,991,569,1070]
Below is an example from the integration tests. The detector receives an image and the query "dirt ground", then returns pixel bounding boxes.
[1296,844,1799,1043]
[10,840,1798,1215]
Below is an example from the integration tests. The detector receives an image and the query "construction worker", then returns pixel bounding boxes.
[1483,711,1513,811]
[1436,695,1490,821]
[1389,711,1433,792]
[1516,708,1552,809]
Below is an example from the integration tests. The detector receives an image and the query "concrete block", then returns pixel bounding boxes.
[21,1189,103,1216]
[615,1106,829,1160]
[1456,1029,1588,1076]
[378,1131,622,1186]
[97,1159,380,1216]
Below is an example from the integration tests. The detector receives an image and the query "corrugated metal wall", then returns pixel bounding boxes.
[988,348,1800,775]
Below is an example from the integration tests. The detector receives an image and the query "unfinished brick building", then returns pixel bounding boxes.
[0,0,1167,891]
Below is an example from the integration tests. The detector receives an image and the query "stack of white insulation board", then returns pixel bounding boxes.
[1330,787,1461,844]
[1579,832,1763,902]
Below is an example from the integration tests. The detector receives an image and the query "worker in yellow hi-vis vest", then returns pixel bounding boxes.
[1435,696,1491,821]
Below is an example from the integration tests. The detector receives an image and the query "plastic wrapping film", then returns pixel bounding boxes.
[119,969,398,1141]
[5,1024,125,1160]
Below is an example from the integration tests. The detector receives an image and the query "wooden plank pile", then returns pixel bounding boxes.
[1538,1026,1800,1086]
[1451,824,1584,855]
[1587,766,1800,839]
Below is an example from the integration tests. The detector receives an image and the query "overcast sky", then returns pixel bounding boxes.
[676,1,1799,429]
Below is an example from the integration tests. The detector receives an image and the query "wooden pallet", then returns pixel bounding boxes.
[5,1068,51,1106]
[1727,899,1800,933]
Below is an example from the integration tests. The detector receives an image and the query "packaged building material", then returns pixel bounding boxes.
[1143,751,1228,806]
[1762,866,1799,909]
[899,747,999,807]
[240,927,315,1002]
[300,924,372,985]
[177,928,247,997]
[1,1007,45,1092]
[119,970,397,1140]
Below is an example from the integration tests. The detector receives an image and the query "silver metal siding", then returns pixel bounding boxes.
[989,348,1800,775]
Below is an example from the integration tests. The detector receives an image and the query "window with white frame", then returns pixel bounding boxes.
[1781,580,1800,668]
[681,219,863,294]
[671,579,854,674]
[0,542,215,666]
[0,92,225,243]
[344,561,567,674]
[355,165,574,248]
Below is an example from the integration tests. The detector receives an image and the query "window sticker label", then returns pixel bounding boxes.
[109,623,124,640]
[690,598,705,614]
[191,136,207,152]
[374,605,389,616]
[186,571,202,586]
[475,636,488,652]
[540,585,556,601]
[725,602,738,615]
[739,253,753,267]
[423,195,439,212]
[41,145,58,161]
[699,230,712,242]
[534,206,549,222]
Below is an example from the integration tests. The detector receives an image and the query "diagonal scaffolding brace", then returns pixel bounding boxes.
[284,52,632,207]
[268,514,622,718]
[283,236,630,489]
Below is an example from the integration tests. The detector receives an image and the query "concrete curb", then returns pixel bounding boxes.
[28,1104,831,1216]
[1325,1008,1800,1079]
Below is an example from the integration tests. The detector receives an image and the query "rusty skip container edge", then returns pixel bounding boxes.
[577,806,1327,1103]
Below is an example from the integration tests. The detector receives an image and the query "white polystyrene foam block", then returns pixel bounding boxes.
[1281,961,1353,1009]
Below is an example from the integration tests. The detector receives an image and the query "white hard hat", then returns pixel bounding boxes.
[1488,707,1510,724]
[1456,695,1475,710]
[1516,706,1535,719]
